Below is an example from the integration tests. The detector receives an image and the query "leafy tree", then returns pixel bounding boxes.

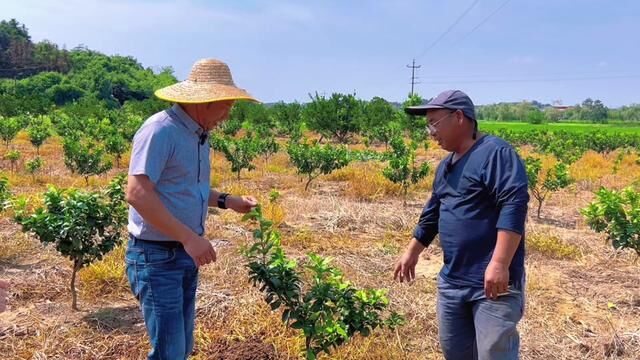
[527,109,545,125]
[287,139,351,191]
[382,137,431,204]
[398,93,429,143]
[366,121,402,149]
[14,175,127,310]
[257,135,280,165]
[25,156,43,179]
[524,157,572,218]
[271,101,302,138]
[62,137,113,185]
[104,133,128,168]
[27,115,53,154]
[581,187,639,256]
[4,149,20,172]
[0,176,10,211]
[304,92,363,143]
[361,97,395,142]
[211,133,261,180]
[0,116,22,147]
[242,206,404,359]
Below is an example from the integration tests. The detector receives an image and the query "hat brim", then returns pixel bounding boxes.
[155,81,259,104]
[404,104,452,116]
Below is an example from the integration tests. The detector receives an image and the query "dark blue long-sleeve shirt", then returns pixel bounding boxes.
[414,135,529,288]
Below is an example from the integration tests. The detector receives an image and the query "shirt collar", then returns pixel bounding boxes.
[170,104,206,136]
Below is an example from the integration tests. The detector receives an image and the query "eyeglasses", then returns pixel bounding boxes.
[427,110,456,134]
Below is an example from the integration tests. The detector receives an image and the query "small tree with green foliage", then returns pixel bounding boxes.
[303,92,363,143]
[14,175,128,310]
[27,116,53,155]
[0,116,22,148]
[25,156,44,180]
[382,137,431,205]
[366,121,403,150]
[62,137,113,185]
[104,133,128,168]
[271,101,303,138]
[0,176,10,212]
[257,135,280,166]
[4,150,21,172]
[287,140,351,191]
[211,133,261,180]
[581,187,639,257]
[524,157,572,218]
[242,206,405,359]
[398,93,429,143]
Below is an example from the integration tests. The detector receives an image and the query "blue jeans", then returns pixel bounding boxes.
[125,237,199,360]
[436,275,524,360]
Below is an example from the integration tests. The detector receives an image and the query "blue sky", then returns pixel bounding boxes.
[2,0,639,107]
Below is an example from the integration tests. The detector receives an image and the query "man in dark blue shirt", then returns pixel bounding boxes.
[394,90,529,360]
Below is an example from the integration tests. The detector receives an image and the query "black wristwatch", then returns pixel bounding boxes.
[217,193,229,209]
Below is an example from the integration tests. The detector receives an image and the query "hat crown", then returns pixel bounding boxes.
[188,59,236,86]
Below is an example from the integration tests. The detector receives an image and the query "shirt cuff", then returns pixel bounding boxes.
[413,226,438,247]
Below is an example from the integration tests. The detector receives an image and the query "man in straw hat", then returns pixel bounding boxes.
[126,59,259,359]
[393,90,529,359]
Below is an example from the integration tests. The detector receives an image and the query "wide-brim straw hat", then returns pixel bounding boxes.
[155,59,259,104]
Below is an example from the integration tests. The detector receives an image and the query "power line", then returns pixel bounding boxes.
[415,0,480,59]
[423,74,640,84]
[450,0,512,46]
[420,71,639,79]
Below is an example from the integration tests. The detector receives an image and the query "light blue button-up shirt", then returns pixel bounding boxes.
[128,104,210,241]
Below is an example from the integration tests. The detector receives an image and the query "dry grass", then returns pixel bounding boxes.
[325,161,434,202]
[1,137,640,359]
[526,231,582,260]
[79,244,129,298]
[570,150,640,191]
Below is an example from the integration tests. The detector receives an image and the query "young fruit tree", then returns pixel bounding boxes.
[14,175,128,310]
[242,206,405,360]
[257,135,280,166]
[382,137,430,205]
[0,116,22,148]
[27,116,53,155]
[581,187,640,256]
[4,150,21,172]
[25,156,44,180]
[303,92,364,144]
[210,133,261,180]
[0,176,10,212]
[287,139,351,191]
[524,156,572,218]
[62,136,113,185]
[104,133,129,168]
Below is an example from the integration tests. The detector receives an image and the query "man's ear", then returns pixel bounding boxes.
[456,110,465,124]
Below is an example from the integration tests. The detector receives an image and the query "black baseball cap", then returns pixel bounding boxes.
[404,89,476,121]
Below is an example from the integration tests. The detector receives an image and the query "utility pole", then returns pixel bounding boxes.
[406,59,421,96]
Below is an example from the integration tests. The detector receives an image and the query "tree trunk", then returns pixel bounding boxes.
[305,176,313,191]
[305,337,313,360]
[403,187,408,207]
[71,259,81,311]
[537,199,543,219]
